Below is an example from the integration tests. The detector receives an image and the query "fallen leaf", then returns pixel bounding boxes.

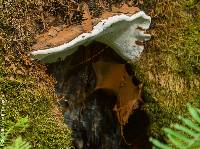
[93,60,143,144]
[92,61,143,125]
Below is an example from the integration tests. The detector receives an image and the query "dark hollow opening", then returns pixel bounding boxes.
[47,42,151,149]
[121,109,151,149]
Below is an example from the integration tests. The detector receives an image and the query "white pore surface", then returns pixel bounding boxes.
[31,11,151,63]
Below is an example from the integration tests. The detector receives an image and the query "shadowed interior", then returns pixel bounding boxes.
[47,42,151,149]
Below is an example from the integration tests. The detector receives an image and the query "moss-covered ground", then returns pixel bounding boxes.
[0,0,199,147]
[0,59,72,148]
[134,0,200,138]
[0,0,75,148]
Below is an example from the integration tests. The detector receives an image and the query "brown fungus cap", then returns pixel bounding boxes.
[32,4,139,51]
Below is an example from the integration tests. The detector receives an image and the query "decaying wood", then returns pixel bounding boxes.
[92,60,143,144]
[92,61,143,123]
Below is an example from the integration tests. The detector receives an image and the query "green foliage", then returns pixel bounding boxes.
[150,104,200,149]
[5,137,31,149]
[0,116,31,149]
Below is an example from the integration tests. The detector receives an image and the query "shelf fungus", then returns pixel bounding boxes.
[31,8,151,146]
[31,11,151,63]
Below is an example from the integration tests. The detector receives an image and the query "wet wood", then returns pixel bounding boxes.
[92,61,143,126]
[48,43,145,147]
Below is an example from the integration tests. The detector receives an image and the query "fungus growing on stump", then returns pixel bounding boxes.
[31,8,151,148]
[31,11,151,63]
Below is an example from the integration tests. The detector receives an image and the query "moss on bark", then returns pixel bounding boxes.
[0,0,199,146]
[133,0,200,138]
[0,54,72,148]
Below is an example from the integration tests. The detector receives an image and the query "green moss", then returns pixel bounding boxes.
[1,0,199,146]
[0,0,123,148]
[133,0,200,138]
[0,1,77,148]
[0,64,72,148]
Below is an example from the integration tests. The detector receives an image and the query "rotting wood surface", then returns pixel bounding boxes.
[93,61,143,126]
[48,43,144,147]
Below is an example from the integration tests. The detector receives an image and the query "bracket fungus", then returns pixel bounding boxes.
[31,9,151,147]
[31,11,151,63]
